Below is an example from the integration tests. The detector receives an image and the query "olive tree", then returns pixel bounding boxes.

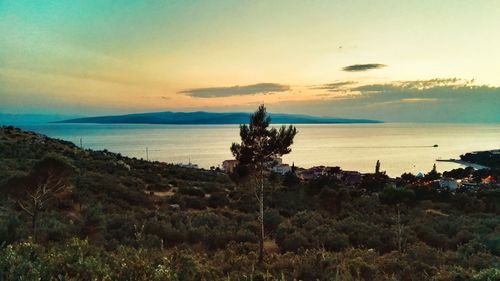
[8,156,74,242]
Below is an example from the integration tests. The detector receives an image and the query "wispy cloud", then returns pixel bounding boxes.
[365,98,439,108]
[353,78,476,93]
[399,98,438,103]
[179,83,290,98]
[310,81,357,91]
[397,78,474,89]
[342,63,386,72]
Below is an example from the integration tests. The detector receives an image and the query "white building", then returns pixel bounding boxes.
[222,159,239,173]
[272,164,292,175]
[438,178,459,190]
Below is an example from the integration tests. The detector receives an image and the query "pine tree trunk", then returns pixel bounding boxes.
[258,165,265,264]
[32,207,38,243]
[396,204,402,252]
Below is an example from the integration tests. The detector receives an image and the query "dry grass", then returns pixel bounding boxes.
[264,239,280,254]
[425,209,449,217]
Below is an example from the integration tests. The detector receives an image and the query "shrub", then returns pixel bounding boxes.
[178,187,205,197]
[208,192,229,208]
[472,268,500,281]
[278,231,310,253]
[264,209,284,235]
[182,196,207,210]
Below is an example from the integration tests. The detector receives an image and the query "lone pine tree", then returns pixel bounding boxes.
[230,105,297,264]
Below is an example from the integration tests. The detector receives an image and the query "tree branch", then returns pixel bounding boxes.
[17,201,34,217]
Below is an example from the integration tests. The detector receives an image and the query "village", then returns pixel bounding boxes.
[221,155,499,191]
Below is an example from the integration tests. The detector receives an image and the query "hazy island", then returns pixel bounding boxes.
[54,111,382,125]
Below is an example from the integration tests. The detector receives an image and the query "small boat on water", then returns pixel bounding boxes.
[433,144,439,147]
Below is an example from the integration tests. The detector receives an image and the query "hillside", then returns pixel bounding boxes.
[55,111,381,125]
[0,126,499,281]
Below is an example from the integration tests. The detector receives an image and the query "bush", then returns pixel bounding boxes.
[39,215,75,242]
[178,187,205,197]
[472,268,500,281]
[208,192,229,208]
[0,214,21,244]
[312,226,350,251]
[278,231,310,253]
[182,196,207,210]
[264,209,284,235]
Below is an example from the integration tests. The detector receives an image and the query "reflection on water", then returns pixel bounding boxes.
[15,123,500,177]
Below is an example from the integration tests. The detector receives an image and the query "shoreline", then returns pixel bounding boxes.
[436,159,489,170]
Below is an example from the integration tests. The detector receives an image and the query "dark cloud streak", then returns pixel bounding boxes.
[179,83,290,98]
[311,81,357,91]
[342,63,386,72]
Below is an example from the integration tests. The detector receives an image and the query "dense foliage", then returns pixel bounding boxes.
[0,126,499,280]
[461,151,500,170]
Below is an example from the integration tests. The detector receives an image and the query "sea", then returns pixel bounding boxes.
[10,123,500,177]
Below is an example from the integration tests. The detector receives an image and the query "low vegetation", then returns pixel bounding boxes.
[0,125,499,280]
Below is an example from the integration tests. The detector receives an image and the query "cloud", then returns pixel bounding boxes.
[179,83,290,98]
[373,78,472,90]
[399,98,438,103]
[353,78,475,93]
[365,98,439,108]
[342,63,386,72]
[311,81,357,91]
[270,78,500,123]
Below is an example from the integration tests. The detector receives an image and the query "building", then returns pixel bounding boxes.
[296,169,316,180]
[264,156,283,169]
[177,162,199,169]
[481,175,494,184]
[222,159,239,174]
[272,156,283,165]
[310,166,327,177]
[438,178,459,190]
[461,182,479,189]
[341,171,363,186]
[272,164,292,175]
[324,166,342,179]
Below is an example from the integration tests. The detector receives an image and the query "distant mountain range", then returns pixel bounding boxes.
[0,114,83,125]
[55,111,381,125]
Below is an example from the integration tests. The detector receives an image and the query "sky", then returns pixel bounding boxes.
[1,0,500,122]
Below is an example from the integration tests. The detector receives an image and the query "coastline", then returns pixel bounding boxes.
[5,122,500,177]
[436,159,490,170]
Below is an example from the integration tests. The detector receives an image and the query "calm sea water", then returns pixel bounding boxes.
[13,123,500,177]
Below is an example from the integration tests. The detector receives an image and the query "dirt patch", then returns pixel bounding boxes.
[144,190,175,197]
[425,209,449,217]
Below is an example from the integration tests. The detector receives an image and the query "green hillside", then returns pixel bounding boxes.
[0,126,498,281]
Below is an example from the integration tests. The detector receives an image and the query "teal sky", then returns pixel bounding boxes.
[1,1,500,122]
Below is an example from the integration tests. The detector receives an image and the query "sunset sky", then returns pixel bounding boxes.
[1,1,500,122]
